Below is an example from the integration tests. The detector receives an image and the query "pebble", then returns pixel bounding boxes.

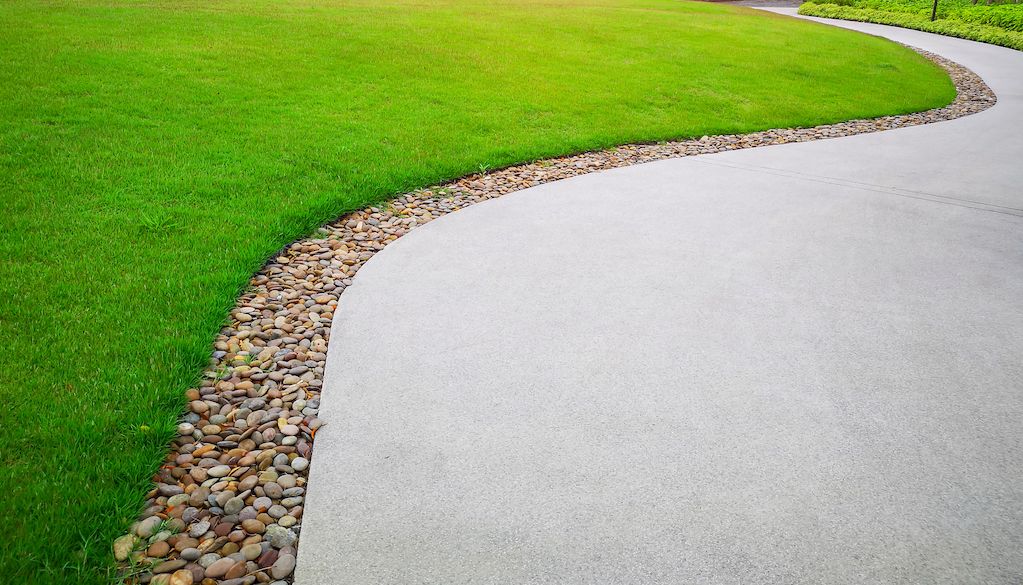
[136,516,162,538]
[240,543,262,561]
[167,493,189,508]
[224,560,247,579]
[241,519,265,534]
[257,548,279,569]
[271,554,297,579]
[278,515,297,528]
[159,484,184,497]
[265,524,296,548]
[188,519,210,538]
[113,534,136,561]
[204,557,237,578]
[153,559,188,574]
[224,497,244,515]
[114,50,998,584]
[198,553,221,568]
[148,540,171,558]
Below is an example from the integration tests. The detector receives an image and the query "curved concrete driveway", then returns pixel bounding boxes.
[298,13,1023,585]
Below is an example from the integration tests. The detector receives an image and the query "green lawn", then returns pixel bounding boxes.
[801,0,1023,49]
[0,0,954,581]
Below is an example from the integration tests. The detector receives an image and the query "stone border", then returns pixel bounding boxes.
[114,48,993,585]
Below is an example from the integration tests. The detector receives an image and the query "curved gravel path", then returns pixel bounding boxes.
[294,13,1023,585]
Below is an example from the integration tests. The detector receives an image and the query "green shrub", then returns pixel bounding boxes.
[799,1,1023,50]
[965,5,1023,32]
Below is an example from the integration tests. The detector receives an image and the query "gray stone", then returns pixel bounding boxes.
[264,524,296,548]
[135,516,162,539]
[224,496,244,516]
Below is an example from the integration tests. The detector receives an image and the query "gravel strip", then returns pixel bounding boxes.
[114,49,993,585]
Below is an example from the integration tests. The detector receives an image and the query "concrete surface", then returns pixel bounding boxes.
[297,13,1023,585]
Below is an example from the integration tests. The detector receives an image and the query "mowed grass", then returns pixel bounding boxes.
[0,0,953,581]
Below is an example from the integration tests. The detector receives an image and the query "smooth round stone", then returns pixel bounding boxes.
[152,559,187,574]
[240,543,262,561]
[148,540,171,558]
[173,537,199,552]
[167,494,189,508]
[271,554,296,579]
[282,436,297,446]
[113,534,136,561]
[277,515,296,528]
[198,553,221,568]
[205,556,236,578]
[224,559,248,579]
[188,519,210,538]
[169,569,194,585]
[290,457,309,472]
[188,487,209,507]
[177,423,195,436]
[241,519,265,534]
[180,548,201,561]
[159,484,184,497]
[215,492,233,508]
[252,497,272,511]
[280,424,299,436]
[224,497,244,515]
[181,507,199,524]
[208,465,231,478]
[238,475,258,492]
[267,505,287,519]
[277,475,296,489]
[263,483,283,499]
[258,549,279,568]
[136,516,162,538]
